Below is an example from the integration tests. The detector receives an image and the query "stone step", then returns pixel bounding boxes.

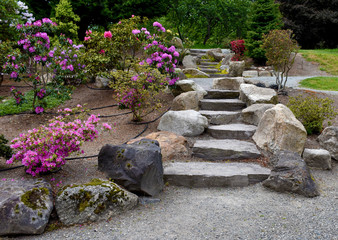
[199,68,219,73]
[209,74,228,78]
[199,62,219,66]
[199,110,241,125]
[190,49,207,54]
[190,53,204,57]
[164,162,270,188]
[200,59,212,62]
[192,139,261,160]
[200,99,246,111]
[207,124,257,140]
[204,89,239,99]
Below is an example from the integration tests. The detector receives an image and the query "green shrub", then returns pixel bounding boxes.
[0,134,13,160]
[287,94,337,134]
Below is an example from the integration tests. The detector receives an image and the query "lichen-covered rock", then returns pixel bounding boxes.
[242,103,275,126]
[98,139,164,196]
[239,84,278,106]
[170,37,184,49]
[55,179,138,225]
[158,110,208,137]
[229,60,245,77]
[263,150,320,198]
[95,76,110,88]
[212,77,244,90]
[171,80,206,97]
[253,104,307,155]
[221,53,235,66]
[0,179,53,236]
[182,55,198,69]
[206,48,226,61]
[172,91,206,111]
[175,68,187,80]
[303,148,332,170]
[317,126,338,160]
[182,68,210,78]
[127,131,189,160]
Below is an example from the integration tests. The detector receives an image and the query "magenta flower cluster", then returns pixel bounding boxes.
[7,108,111,176]
[132,22,180,86]
[10,87,25,105]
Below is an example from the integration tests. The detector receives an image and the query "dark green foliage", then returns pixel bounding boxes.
[0,134,13,160]
[287,94,338,135]
[246,0,283,64]
[277,0,338,49]
[0,0,20,41]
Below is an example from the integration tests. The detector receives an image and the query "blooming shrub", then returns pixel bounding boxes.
[230,39,245,61]
[7,106,112,176]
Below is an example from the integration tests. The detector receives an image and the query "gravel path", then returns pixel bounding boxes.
[14,163,337,240]
[191,76,338,95]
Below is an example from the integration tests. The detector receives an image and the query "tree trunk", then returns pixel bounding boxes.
[203,22,211,45]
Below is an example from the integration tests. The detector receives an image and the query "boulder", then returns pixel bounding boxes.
[303,148,332,170]
[259,70,272,77]
[95,76,110,88]
[239,84,278,106]
[158,110,208,137]
[206,48,222,61]
[172,79,206,96]
[98,139,164,196]
[242,103,275,126]
[221,53,235,66]
[263,150,320,198]
[172,91,205,111]
[0,179,53,236]
[182,68,210,78]
[317,126,338,160]
[253,104,307,155]
[229,60,245,77]
[175,68,187,80]
[212,77,244,90]
[182,55,198,69]
[170,37,184,49]
[55,179,138,225]
[127,131,189,160]
[242,70,258,78]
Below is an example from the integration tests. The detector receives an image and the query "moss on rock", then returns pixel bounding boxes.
[20,187,49,210]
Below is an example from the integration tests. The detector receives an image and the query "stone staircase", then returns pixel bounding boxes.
[163,50,270,188]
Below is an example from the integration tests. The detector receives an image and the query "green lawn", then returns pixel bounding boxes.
[0,88,72,116]
[299,76,338,91]
[299,49,338,75]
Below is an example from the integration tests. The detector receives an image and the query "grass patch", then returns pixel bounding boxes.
[299,49,338,75]
[299,77,338,91]
[0,87,72,116]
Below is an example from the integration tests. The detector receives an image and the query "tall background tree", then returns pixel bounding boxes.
[246,0,283,64]
[277,0,338,49]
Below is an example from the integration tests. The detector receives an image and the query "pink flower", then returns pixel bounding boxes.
[84,36,91,41]
[102,123,112,130]
[173,51,179,57]
[131,15,135,18]
[104,31,112,38]
[10,71,18,78]
[132,29,140,35]
[35,106,44,114]
[118,21,121,24]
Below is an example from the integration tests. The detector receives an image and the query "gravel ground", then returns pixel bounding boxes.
[191,76,338,95]
[8,162,336,240]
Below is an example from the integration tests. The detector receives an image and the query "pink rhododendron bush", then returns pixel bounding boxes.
[7,106,111,176]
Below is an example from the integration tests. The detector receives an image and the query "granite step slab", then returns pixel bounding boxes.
[164,162,270,188]
[204,89,240,99]
[199,68,219,73]
[209,74,229,78]
[199,62,219,66]
[192,139,261,160]
[200,99,246,111]
[199,110,241,125]
[207,124,257,140]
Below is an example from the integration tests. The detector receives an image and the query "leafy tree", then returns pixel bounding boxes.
[277,0,338,49]
[51,0,80,41]
[246,0,283,64]
[165,0,251,46]
[262,29,299,91]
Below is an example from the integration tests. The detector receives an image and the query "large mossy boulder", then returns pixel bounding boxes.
[0,179,53,236]
[56,179,138,226]
[98,139,164,196]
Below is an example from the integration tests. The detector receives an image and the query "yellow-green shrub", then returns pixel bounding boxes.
[287,94,337,134]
